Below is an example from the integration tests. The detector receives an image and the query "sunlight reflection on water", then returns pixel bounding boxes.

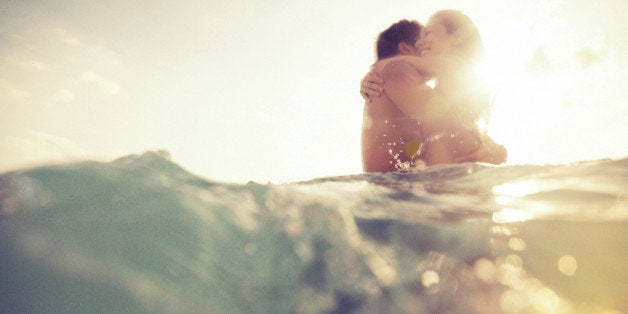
[492,208,529,223]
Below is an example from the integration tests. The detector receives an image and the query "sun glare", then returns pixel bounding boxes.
[476,15,592,165]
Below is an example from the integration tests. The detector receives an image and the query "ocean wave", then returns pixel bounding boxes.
[1,151,626,313]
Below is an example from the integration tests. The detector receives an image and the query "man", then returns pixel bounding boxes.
[361,19,436,172]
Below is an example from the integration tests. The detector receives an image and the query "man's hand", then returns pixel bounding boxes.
[360,71,384,102]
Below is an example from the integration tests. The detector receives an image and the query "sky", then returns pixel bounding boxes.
[1,0,627,183]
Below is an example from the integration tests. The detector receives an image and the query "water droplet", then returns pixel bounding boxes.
[508,237,526,251]
[532,288,560,313]
[421,270,440,287]
[474,258,496,282]
[557,255,577,276]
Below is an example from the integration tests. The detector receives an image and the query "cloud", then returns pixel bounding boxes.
[50,88,76,105]
[575,47,602,68]
[0,79,29,101]
[47,27,81,46]
[526,47,557,75]
[82,71,120,94]
[0,130,89,173]
[527,45,605,75]
[15,60,47,71]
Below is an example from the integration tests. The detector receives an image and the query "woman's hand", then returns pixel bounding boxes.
[360,71,384,102]
[455,135,507,164]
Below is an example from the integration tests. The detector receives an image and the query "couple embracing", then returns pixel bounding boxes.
[360,10,507,173]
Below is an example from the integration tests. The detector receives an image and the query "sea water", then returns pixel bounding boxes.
[0,151,626,313]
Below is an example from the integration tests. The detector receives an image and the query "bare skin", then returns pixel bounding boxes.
[360,55,462,101]
[362,56,493,172]
[361,18,507,169]
[361,60,431,172]
[362,59,507,168]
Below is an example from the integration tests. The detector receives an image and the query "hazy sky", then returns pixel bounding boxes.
[1,0,627,183]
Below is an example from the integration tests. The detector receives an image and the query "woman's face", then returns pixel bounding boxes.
[418,21,455,57]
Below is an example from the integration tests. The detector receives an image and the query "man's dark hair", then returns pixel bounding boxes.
[376,19,421,60]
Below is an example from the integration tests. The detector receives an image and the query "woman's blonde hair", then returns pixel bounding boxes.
[429,10,485,63]
[430,10,490,128]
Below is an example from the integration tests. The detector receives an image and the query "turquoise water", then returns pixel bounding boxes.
[1,151,626,313]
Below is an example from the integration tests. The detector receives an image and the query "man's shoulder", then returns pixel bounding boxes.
[375,59,422,80]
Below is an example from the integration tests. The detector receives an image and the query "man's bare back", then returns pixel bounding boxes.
[361,60,429,172]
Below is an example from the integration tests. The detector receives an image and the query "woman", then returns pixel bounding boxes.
[361,10,507,166]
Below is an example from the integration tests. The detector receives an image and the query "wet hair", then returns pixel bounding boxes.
[429,10,485,62]
[376,19,421,60]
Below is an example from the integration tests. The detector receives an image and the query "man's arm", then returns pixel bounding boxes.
[379,60,436,119]
[380,55,465,78]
